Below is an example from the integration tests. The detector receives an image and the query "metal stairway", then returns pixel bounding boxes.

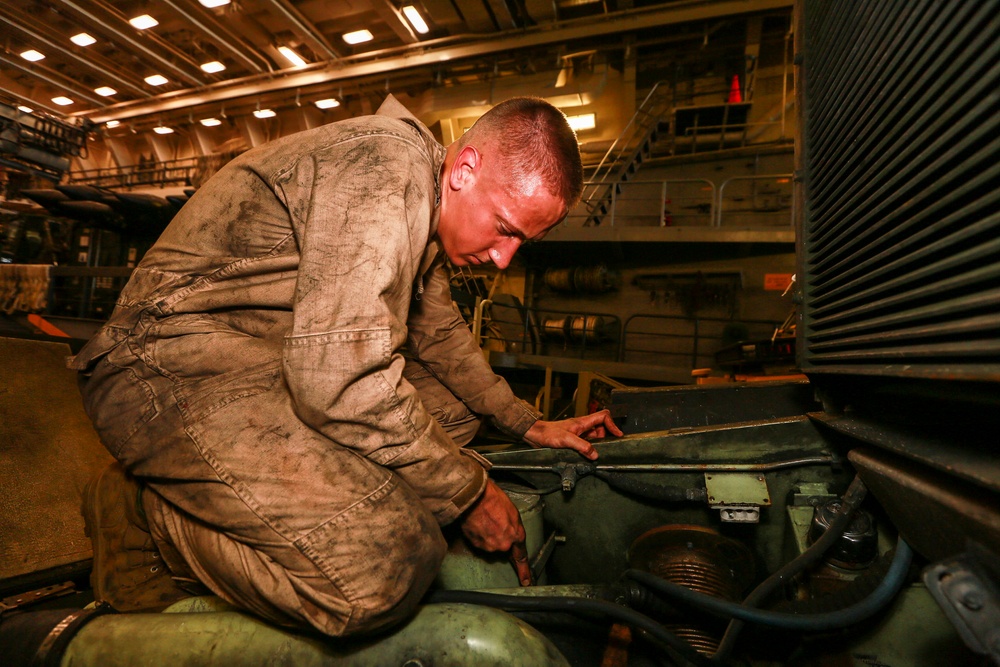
[581,82,672,227]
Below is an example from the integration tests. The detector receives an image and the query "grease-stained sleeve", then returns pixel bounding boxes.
[408,256,541,438]
[276,131,486,525]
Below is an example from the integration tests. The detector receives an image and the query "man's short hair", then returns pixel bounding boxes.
[460,97,584,208]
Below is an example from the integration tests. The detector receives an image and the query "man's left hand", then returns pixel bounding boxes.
[522,409,622,460]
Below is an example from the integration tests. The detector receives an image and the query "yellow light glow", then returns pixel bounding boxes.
[21,49,45,62]
[71,33,96,46]
[145,74,168,86]
[277,46,308,68]
[95,86,117,97]
[402,6,429,34]
[200,61,226,74]
[343,30,373,45]
[567,113,596,131]
[129,15,159,30]
[315,98,340,109]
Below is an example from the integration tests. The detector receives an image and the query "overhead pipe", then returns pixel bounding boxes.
[0,53,107,106]
[159,0,273,74]
[56,0,208,87]
[0,13,150,97]
[260,0,341,61]
[71,0,793,123]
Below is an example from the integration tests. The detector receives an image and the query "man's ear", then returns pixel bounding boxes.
[448,145,480,191]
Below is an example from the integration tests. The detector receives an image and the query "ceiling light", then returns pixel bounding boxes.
[342,29,373,45]
[71,33,97,46]
[200,118,222,126]
[21,49,45,62]
[95,86,117,96]
[129,14,159,30]
[106,120,120,128]
[52,96,74,105]
[277,46,308,68]
[315,98,340,109]
[253,108,276,119]
[567,113,596,131]
[200,60,226,73]
[401,6,429,34]
[198,0,231,7]
[153,126,174,134]
[145,74,168,86]
[17,105,33,113]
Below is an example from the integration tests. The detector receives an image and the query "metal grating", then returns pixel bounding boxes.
[798,0,1000,380]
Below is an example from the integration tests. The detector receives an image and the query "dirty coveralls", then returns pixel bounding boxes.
[70,96,540,636]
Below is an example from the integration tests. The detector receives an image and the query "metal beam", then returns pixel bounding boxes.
[56,0,208,86]
[0,53,108,106]
[160,0,273,74]
[0,12,150,97]
[259,0,341,61]
[373,0,419,44]
[0,84,69,117]
[73,0,792,123]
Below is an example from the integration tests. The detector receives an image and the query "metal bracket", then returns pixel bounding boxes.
[924,549,1000,662]
[0,581,75,615]
[705,473,771,524]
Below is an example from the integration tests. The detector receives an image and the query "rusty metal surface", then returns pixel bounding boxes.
[848,448,1000,563]
[811,411,1000,494]
[611,380,818,433]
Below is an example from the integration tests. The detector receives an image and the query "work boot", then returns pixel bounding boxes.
[82,462,190,612]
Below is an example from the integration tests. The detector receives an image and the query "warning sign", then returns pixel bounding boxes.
[764,274,793,291]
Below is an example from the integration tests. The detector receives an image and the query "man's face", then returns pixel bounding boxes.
[437,145,566,269]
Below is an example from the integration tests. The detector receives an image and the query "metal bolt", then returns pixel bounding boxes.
[960,591,984,611]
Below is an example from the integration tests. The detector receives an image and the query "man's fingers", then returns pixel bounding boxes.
[510,541,533,586]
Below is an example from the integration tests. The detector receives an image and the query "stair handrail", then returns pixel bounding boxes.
[583,81,671,207]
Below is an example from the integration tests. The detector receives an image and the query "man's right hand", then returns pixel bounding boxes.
[460,479,532,586]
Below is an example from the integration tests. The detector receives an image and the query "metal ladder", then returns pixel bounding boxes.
[581,82,672,227]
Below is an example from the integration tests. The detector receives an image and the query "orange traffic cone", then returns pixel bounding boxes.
[728,75,742,103]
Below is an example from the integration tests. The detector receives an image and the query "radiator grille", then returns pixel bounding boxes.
[799,0,1000,380]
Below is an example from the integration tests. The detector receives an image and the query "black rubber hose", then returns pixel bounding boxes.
[712,475,868,662]
[596,471,707,503]
[426,589,716,667]
[624,535,912,632]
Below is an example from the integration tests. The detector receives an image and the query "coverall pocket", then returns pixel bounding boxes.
[81,342,160,458]
[173,360,283,425]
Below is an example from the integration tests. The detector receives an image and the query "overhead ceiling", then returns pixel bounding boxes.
[1,0,792,161]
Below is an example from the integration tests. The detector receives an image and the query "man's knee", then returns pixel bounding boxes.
[296,478,448,636]
[339,525,447,636]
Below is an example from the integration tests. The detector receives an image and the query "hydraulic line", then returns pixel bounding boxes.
[426,589,716,667]
[625,535,913,631]
[711,475,868,661]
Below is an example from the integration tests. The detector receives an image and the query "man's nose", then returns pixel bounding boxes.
[489,239,521,269]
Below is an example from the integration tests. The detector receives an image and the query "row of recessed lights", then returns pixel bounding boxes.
[106,97,343,134]
[116,107,595,137]
[17,1,430,110]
